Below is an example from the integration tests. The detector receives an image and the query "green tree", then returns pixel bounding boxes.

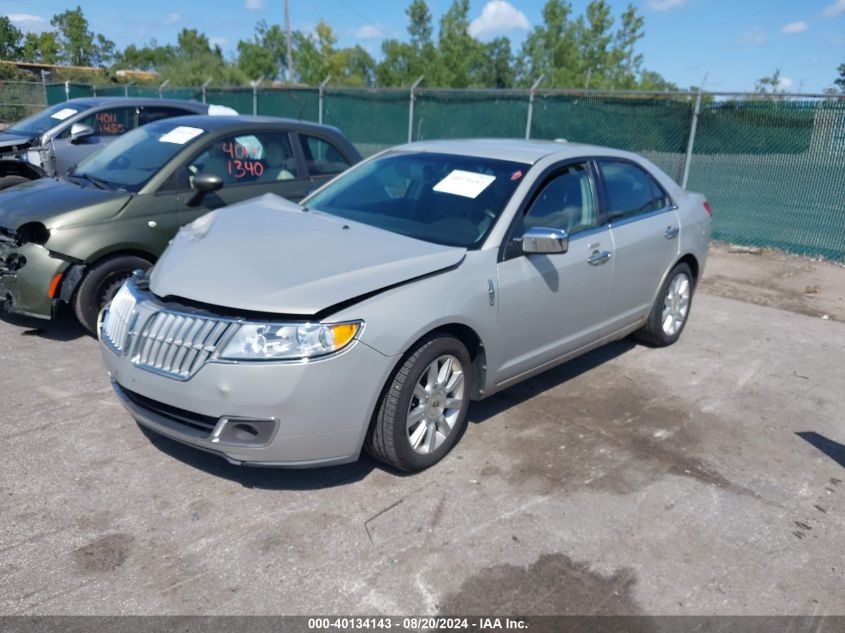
[157,28,247,85]
[480,37,514,88]
[21,31,62,64]
[609,4,644,88]
[115,41,174,71]
[577,0,614,88]
[0,15,23,59]
[835,63,845,93]
[377,0,437,86]
[435,0,485,87]
[517,0,580,87]
[51,6,115,67]
[237,21,289,80]
[755,69,783,94]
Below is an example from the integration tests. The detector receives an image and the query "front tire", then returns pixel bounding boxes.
[73,255,152,334]
[634,262,694,347]
[365,335,472,472]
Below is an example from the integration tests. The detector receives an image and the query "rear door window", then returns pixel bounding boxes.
[298,134,351,176]
[138,106,195,126]
[598,160,668,221]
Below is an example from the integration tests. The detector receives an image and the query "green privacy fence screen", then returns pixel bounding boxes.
[42,83,845,260]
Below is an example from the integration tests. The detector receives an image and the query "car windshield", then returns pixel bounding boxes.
[303,151,529,248]
[6,102,91,136]
[72,119,207,192]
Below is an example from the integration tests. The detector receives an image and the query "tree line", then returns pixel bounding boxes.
[2,1,844,92]
[1,1,681,90]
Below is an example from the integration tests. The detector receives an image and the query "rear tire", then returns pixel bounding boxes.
[0,175,31,191]
[73,255,152,334]
[365,335,472,472]
[634,262,694,347]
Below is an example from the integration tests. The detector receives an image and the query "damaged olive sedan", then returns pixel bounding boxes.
[99,139,712,472]
[0,115,360,332]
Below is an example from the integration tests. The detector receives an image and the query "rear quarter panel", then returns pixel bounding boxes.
[677,190,713,277]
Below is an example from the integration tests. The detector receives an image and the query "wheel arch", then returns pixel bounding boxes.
[676,252,700,287]
[58,248,158,303]
[0,160,45,180]
[395,322,488,400]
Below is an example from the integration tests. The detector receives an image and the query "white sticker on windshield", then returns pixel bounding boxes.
[159,126,205,145]
[50,108,77,121]
[433,169,496,199]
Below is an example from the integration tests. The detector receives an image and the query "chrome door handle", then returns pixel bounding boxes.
[664,226,679,239]
[587,250,613,266]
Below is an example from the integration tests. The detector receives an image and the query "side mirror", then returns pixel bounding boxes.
[516,227,570,255]
[69,123,95,144]
[187,172,224,206]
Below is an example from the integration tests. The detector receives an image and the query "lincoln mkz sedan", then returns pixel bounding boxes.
[0,115,360,332]
[99,139,712,472]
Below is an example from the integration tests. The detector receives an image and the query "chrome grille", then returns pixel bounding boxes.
[101,284,137,353]
[131,311,235,380]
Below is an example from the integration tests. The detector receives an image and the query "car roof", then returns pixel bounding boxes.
[63,97,208,111]
[150,114,345,135]
[392,138,641,165]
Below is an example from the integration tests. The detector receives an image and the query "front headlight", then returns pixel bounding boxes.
[219,320,363,361]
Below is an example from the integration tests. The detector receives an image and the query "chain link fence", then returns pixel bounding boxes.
[0,80,47,125]
[13,80,845,260]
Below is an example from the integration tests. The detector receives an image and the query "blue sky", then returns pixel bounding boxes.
[4,0,845,92]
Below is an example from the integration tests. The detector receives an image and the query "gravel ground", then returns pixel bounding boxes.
[1,245,844,616]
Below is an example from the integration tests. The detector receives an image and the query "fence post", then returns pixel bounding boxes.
[525,75,545,140]
[681,89,703,190]
[41,70,49,105]
[318,76,331,124]
[92,84,97,97]
[124,82,132,97]
[201,78,212,104]
[64,81,69,100]
[251,76,264,115]
[158,79,170,99]
[407,75,424,143]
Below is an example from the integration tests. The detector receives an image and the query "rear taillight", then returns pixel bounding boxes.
[703,200,713,216]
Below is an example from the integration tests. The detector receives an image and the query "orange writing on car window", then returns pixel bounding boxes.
[95,111,125,135]
[227,159,265,179]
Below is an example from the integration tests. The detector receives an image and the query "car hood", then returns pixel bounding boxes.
[0,131,34,151]
[150,193,466,315]
[0,177,131,230]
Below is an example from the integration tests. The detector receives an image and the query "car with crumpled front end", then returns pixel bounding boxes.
[0,97,217,190]
[99,139,712,472]
[0,114,361,332]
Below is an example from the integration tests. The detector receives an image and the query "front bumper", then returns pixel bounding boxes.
[99,287,396,467]
[0,241,67,319]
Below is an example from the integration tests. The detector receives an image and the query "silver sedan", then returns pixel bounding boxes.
[99,139,712,472]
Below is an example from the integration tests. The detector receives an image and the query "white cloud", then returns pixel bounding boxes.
[8,13,48,32]
[777,76,794,91]
[742,27,767,47]
[245,0,265,10]
[209,36,228,49]
[646,0,689,11]
[354,24,387,40]
[822,0,845,17]
[468,1,530,39]
[164,13,181,25]
[781,21,809,34]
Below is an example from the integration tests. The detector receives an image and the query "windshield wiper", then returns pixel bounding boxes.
[72,172,109,190]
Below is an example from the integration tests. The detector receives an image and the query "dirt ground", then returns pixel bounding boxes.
[1,244,844,616]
